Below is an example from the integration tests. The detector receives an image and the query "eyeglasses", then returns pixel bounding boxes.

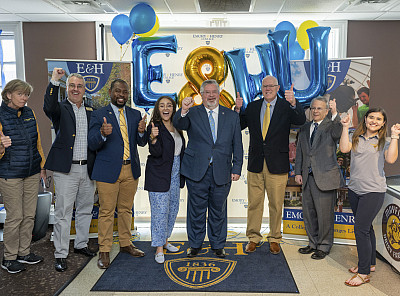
[68,83,84,90]
[310,107,326,111]
[262,84,278,88]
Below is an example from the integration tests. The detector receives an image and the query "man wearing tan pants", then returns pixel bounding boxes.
[88,79,147,269]
[236,75,306,254]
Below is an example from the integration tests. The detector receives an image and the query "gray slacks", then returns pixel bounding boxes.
[53,164,95,258]
[302,174,336,253]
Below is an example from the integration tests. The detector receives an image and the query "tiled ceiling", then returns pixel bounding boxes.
[0,0,400,24]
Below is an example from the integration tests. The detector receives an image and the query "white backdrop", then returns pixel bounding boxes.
[104,31,340,220]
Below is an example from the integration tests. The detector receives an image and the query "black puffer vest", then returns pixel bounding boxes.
[0,103,42,178]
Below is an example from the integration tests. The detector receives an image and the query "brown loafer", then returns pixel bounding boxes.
[245,241,258,253]
[120,244,145,257]
[269,242,281,254]
[97,252,110,269]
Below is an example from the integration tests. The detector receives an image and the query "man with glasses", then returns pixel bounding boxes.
[44,68,96,272]
[174,79,243,258]
[294,97,343,259]
[236,75,305,254]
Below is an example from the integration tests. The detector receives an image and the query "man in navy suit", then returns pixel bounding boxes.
[44,68,97,272]
[236,75,306,255]
[173,79,243,258]
[88,79,147,269]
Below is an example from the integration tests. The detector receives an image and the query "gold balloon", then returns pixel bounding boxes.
[178,46,234,109]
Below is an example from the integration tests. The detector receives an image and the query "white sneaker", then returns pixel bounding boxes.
[155,252,164,264]
[164,243,179,252]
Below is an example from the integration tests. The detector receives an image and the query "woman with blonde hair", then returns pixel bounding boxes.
[0,79,46,273]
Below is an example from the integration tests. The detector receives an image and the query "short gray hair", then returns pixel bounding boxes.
[200,79,220,94]
[66,73,85,87]
[311,96,329,109]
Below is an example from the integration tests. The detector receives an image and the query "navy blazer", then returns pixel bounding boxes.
[88,104,147,183]
[43,83,95,178]
[240,97,306,174]
[144,122,185,192]
[173,104,243,186]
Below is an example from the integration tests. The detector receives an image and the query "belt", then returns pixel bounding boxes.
[122,160,131,165]
[72,160,87,165]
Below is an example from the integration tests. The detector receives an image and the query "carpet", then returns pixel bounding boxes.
[0,228,97,296]
[91,241,299,293]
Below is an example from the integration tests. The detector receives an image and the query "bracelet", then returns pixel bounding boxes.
[41,168,46,171]
[149,135,155,141]
[391,136,399,139]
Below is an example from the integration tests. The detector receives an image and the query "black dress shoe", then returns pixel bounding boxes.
[213,249,226,258]
[311,250,328,260]
[55,258,67,272]
[74,247,97,257]
[187,247,201,258]
[298,246,316,254]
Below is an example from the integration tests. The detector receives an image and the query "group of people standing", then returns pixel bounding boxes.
[0,70,398,288]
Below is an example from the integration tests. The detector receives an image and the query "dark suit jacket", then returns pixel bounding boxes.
[240,97,306,174]
[295,116,344,191]
[173,105,243,186]
[144,122,185,192]
[43,82,95,177]
[88,104,147,183]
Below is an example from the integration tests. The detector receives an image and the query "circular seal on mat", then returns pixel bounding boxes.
[382,203,400,261]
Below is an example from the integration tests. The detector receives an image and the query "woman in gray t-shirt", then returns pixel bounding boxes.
[340,107,400,287]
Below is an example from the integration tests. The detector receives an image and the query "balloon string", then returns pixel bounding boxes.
[120,36,136,60]
[120,45,123,61]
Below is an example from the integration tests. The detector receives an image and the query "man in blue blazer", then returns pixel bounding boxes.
[44,68,97,272]
[236,75,306,255]
[88,79,147,269]
[173,79,243,258]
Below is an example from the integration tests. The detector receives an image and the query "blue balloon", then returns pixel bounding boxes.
[255,43,274,78]
[129,3,156,34]
[131,35,178,108]
[224,49,263,110]
[275,21,296,47]
[111,14,133,45]
[294,27,330,106]
[267,30,292,98]
[266,27,331,107]
[289,41,305,60]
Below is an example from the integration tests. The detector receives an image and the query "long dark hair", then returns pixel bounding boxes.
[352,107,387,151]
[150,96,176,124]
[149,96,183,137]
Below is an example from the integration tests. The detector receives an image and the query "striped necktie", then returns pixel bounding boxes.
[262,103,271,139]
[118,108,130,160]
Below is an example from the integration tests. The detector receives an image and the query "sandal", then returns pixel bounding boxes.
[345,273,370,287]
[348,265,375,274]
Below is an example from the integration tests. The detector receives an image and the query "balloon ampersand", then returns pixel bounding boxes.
[178,46,234,109]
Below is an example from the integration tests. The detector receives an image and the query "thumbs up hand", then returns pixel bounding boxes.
[150,122,159,142]
[0,131,11,155]
[100,117,113,137]
[0,130,12,148]
[285,84,296,107]
[234,92,243,113]
[138,114,147,133]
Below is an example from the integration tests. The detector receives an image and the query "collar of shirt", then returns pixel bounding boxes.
[263,97,277,108]
[67,98,84,110]
[204,105,219,115]
[110,103,126,125]
[360,134,379,140]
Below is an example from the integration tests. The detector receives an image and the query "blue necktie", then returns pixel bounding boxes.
[209,110,216,143]
[310,122,318,145]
